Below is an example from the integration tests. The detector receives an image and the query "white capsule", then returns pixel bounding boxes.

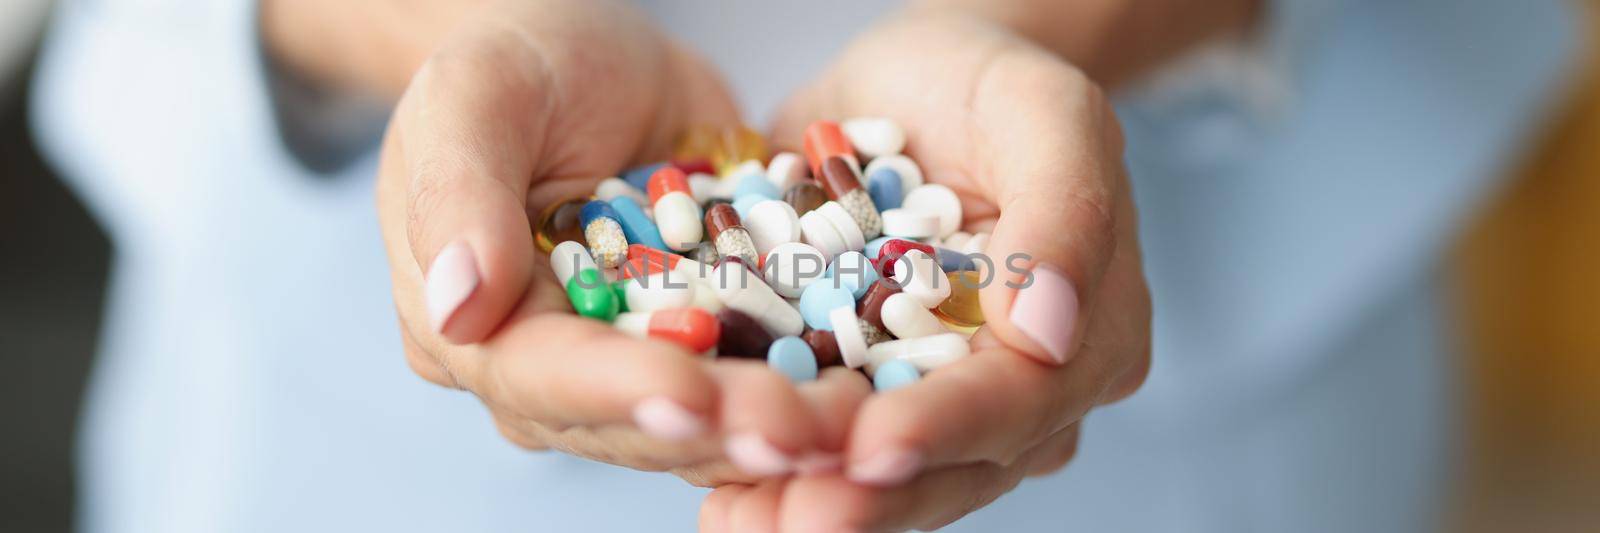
[864,154,924,199]
[688,173,723,204]
[892,250,951,308]
[864,333,969,374]
[880,208,941,239]
[550,241,597,287]
[960,232,991,256]
[815,201,867,253]
[654,192,704,252]
[799,210,848,262]
[764,242,828,299]
[711,260,804,337]
[902,184,963,238]
[625,272,696,313]
[842,117,906,160]
[765,152,809,191]
[880,292,947,339]
[595,177,649,205]
[830,306,871,369]
[745,200,802,257]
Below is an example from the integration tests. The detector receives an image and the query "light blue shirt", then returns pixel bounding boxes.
[32,0,1578,531]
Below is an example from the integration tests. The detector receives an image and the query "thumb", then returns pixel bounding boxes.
[399,54,544,344]
[974,64,1125,366]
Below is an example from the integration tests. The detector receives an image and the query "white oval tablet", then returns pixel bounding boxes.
[902,184,963,238]
[864,333,969,374]
[595,177,649,205]
[841,117,906,160]
[941,231,972,251]
[763,242,828,299]
[799,210,847,262]
[880,208,940,239]
[830,306,871,369]
[815,201,867,253]
[765,152,808,191]
[864,154,924,199]
[744,200,802,256]
[625,272,696,313]
[891,250,951,308]
[655,192,704,251]
[960,232,990,256]
[687,173,722,204]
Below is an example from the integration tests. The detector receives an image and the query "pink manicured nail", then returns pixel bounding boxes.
[633,397,706,441]
[1008,264,1079,364]
[847,447,921,487]
[426,241,480,333]
[725,433,794,477]
[794,452,843,476]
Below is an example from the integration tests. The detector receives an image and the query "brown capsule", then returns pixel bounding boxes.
[783,182,827,216]
[717,308,773,358]
[818,155,862,200]
[704,203,744,240]
[855,280,902,332]
[803,329,842,367]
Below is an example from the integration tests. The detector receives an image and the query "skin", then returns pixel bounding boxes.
[260,0,1254,528]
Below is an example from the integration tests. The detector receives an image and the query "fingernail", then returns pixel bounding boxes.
[1008,264,1078,364]
[425,241,480,333]
[847,447,921,487]
[794,452,843,476]
[633,397,707,441]
[725,433,794,477]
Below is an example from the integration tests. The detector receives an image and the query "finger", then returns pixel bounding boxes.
[794,367,874,474]
[727,480,786,533]
[700,484,752,533]
[969,51,1128,366]
[711,361,826,477]
[782,427,1079,533]
[1025,423,1081,477]
[394,44,549,344]
[508,419,725,473]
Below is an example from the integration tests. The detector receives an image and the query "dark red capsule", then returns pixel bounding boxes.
[803,329,842,367]
[855,280,902,332]
[717,308,774,358]
[874,239,936,278]
[817,155,862,200]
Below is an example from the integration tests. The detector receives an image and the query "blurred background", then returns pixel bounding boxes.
[0,1,1595,532]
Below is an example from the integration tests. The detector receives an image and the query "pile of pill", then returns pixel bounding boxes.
[536,120,992,392]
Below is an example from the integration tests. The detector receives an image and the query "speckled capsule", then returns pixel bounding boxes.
[705,204,759,265]
[783,183,827,216]
[579,200,627,268]
[819,156,882,240]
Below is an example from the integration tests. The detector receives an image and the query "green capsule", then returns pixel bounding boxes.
[611,279,630,313]
[566,269,619,321]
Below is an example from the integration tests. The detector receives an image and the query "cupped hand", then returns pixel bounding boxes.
[376,0,854,483]
[704,9,1153,530]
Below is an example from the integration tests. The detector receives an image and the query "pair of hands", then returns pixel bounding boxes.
[371,1,1150,530]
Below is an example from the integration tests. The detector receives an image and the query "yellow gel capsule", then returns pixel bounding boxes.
[534,196,589,254]
[712,126,768,174]
[933,271,986,328]
[673,125,721,164]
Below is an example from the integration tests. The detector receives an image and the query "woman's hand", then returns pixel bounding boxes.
[702,9,1153,530]
[370,0,852,482]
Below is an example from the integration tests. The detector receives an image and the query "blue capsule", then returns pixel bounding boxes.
[579,200,622,228]
[873,360,921,391]
[733,172,781,201]
[608,196,669,251]
[622,162,668,191]
[798,282,856,330]
[768,336,819,382]
[867,168,904,210]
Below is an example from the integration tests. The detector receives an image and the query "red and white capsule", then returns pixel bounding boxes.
[648,167,704,251]
[614,308,721,353]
